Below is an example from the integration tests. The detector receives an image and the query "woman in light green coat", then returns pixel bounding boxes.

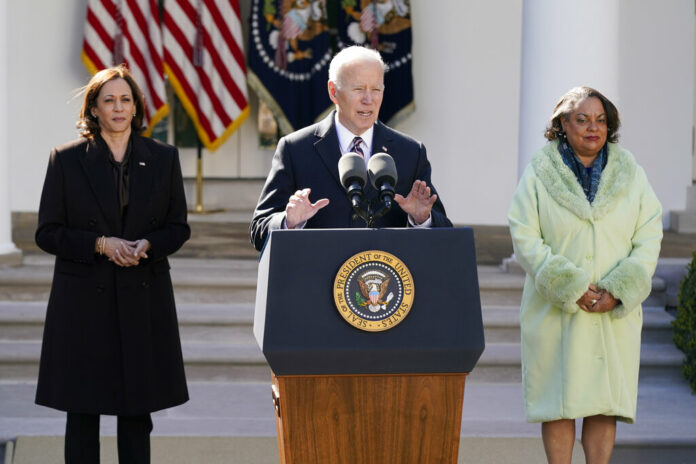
[508,87,662,464]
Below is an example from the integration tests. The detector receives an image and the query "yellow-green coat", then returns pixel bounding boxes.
[508,141,662,423]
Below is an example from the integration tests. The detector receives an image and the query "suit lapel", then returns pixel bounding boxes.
[365,121,395,194]
[79,138,122,233]
[313,112,343,189]
[313,114,397,197]
[123,136,155,238]
[371,120,395,159]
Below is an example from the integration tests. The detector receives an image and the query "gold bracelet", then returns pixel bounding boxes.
[98,236,105,255]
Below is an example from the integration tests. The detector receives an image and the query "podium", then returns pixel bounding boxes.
[254,228,485,464]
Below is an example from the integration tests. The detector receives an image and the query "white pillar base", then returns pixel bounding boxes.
[0,243,22,267]
[500,254,524,274]
[670,185,696,233]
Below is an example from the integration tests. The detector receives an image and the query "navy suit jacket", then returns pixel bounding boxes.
[250,111,452,251]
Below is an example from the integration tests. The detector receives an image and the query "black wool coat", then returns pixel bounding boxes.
[35,135,190,415]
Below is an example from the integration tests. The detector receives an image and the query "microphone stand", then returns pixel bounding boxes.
[352,196,393,228]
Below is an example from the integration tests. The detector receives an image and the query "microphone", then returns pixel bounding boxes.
[338,152,367,208]
[367,152,398,208]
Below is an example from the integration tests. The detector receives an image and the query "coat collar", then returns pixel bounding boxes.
[312,111,343,188]
[79,134,155,235]
[532,140,637,220]
[123,135,155,238]
[80,136,122,233]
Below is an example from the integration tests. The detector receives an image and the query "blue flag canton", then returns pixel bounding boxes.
[337,0,414,124]
[248,0,333,133]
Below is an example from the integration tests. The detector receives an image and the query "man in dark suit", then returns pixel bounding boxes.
[250,46,451,251]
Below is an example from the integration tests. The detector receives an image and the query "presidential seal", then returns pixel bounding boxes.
[333,250,414,332]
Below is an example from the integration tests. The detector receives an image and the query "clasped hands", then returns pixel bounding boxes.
[96,237,151,267]
[285,180,436,229]
[576,284,619,313]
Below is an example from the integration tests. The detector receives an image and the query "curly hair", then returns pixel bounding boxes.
[77,64,146,139]
[545,86,620,143]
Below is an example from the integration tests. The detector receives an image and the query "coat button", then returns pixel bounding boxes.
[96,285,104,293]
[141,281,150,288]
[150,217,157,225]
[88,219,97,227]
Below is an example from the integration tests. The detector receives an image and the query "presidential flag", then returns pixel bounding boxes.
[337,0,414,125]
[163,0,250,151]
[247,0,333,135]
[81,0,169,136]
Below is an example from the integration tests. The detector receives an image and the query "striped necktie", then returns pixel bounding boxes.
[349,136,365,158]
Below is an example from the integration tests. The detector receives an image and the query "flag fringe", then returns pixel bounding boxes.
[165,63,249,152]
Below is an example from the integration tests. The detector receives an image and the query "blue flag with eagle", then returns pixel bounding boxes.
[338,0,414,125]
[248,0,333,135]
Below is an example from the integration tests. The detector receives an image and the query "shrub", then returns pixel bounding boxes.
[673,251,696,393]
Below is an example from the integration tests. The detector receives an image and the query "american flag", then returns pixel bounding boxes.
[162,0,249,151]
[81,0,169,136]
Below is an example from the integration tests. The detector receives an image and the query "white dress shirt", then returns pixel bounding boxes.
[335,114,374,165]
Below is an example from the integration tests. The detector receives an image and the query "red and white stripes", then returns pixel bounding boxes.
[162,0,249,151]
[82,0,169,136]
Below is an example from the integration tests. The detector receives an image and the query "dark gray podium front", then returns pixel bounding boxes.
[253,228,485,464]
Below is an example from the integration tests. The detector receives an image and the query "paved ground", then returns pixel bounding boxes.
[3,379,695,463]
[6,436,588,464]
[4,380,696,440]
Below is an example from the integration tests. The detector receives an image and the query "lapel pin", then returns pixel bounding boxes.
[139,162,146,166]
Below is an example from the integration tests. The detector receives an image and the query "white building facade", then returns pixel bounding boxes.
[1,0,694,262]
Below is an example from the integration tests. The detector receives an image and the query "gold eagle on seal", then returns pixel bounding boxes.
[358,275,391,312]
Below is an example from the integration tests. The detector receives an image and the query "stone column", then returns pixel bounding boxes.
[0,0,22,266]
[504,0,620,271]
[672,21,696,233]
[517,0,620,174]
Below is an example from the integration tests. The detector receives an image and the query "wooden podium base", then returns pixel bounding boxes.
[271,372,467,464]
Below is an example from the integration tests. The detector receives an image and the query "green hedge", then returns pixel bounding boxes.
[673,251,696,393]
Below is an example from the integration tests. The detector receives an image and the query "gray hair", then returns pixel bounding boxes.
[328,46,386,88]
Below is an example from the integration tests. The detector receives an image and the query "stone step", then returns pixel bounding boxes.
[0,302,675,344]
[0,302,257,342]
[0,337,683,385]
[0,256,259,303]
[0,300,680,383]
[0,258,668,308]
[477,267,667,307]
[469,342,685,385]
[482,305,676,344]
[0,340,271,383]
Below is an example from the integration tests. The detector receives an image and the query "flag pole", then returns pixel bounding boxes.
[190,137,223,215]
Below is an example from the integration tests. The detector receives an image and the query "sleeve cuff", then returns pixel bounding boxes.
[535,255,590,313]
[408,213,432,228]
[597,257,652,318]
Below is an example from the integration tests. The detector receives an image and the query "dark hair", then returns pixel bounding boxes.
[545,86,620,143]
[77,64,146,139]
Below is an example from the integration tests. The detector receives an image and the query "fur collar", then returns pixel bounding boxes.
[531,140,637,220]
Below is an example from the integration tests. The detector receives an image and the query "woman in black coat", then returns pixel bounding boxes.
[35,65,190,464]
